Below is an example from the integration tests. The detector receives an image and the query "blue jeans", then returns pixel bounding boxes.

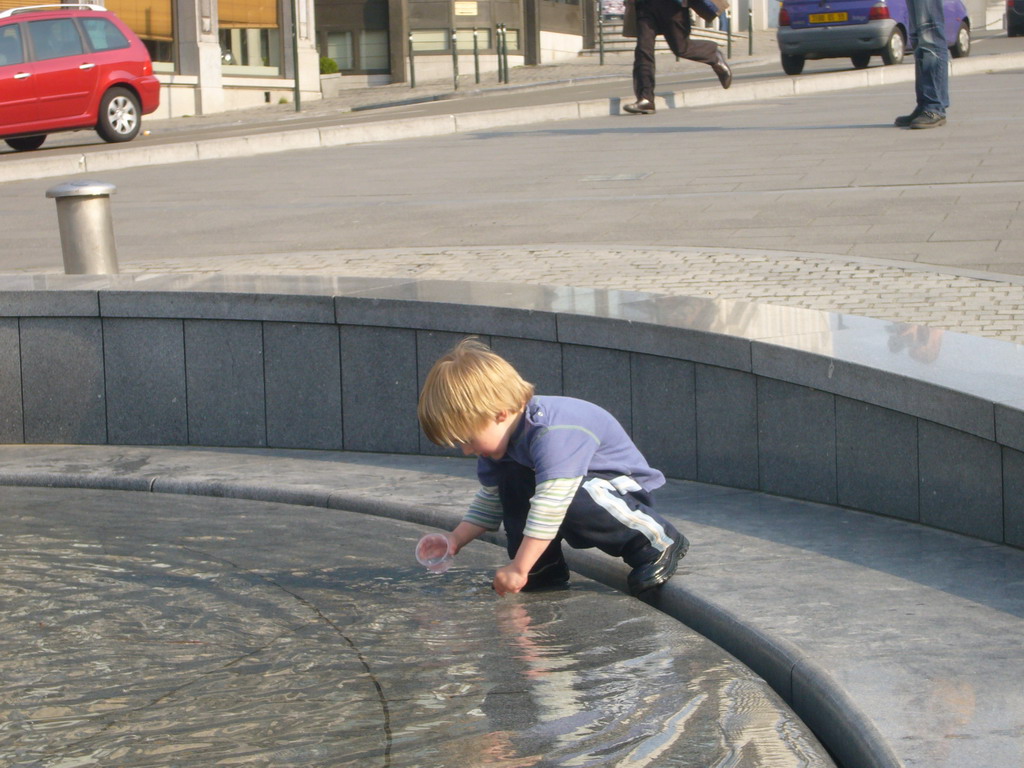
[907,0,949,114]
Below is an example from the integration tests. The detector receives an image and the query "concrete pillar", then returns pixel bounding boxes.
[176,0,225,114]
[282,0,322,98]
[388,0,409,83]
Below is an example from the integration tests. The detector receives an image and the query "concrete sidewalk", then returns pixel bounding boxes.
[0,444,1021,768]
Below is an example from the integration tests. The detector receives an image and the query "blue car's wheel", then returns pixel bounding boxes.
[950,22,970,57]
[880,27,905,65]
[781,53,805,75]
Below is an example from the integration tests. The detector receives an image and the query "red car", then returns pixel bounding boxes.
[0,3,159,151]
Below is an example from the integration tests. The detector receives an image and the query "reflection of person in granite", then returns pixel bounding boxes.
[417,337,688,598]
[918,677,978,764]
[887,322,945,363]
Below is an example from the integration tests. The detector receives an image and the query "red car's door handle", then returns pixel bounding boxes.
[79,62,96,70]
[14,72,31,79]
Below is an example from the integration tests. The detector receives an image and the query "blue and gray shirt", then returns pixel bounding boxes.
[464,395,665,540]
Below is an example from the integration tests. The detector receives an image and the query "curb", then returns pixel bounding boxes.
[0,466,903,768]
[2,51,1022,185]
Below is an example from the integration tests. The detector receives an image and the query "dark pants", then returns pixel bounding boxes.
[496,462,681,575]
[633,0,720,101]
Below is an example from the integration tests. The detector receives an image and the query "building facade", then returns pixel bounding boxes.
[0,0,322,117]
[2,0,599,115]
[314,0,593,86]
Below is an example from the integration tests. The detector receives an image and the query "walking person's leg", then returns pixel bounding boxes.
[896,0,948,127]
[626,4,659,113]
[659,0,732,88]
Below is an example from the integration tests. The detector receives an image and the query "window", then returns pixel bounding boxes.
[28,18,83,60]
[219,0,278,29]
[80,18,130,52]
[104,0,173,70]
[0,23,23,66]
[455,28,491,51]
[412,28,507,53]
[410,29,448,52]
[220,0,280,75]
[326,31,352,70]
[0,0,52,8]
[359,29,388,70]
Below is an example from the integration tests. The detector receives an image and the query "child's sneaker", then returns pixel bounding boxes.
[627,535,689,596]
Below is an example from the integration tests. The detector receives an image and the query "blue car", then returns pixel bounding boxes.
[777,0,971,74]
[1009,0,1024,36]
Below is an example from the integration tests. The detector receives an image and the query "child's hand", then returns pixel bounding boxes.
[493,565,529,596]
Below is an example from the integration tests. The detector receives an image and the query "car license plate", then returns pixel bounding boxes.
[809,11,848,22]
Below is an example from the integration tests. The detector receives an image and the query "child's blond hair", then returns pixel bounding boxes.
[418,337,535,446]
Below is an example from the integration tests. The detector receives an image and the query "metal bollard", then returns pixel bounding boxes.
[473,28,480,84]
[408,32,416,88]
[451,28,459,90]
[726,9,732,58]
[45,180,119,274]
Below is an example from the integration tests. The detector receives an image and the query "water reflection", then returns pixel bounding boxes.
[886,322,945,363]
[0,488,834,767]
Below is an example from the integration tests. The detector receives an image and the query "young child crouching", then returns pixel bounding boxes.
[417,337,688,597]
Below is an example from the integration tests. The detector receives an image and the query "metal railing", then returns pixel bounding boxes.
[407,25,510,89]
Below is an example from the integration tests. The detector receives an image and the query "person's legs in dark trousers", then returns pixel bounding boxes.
[657,0,718,66]
[560,475,679,565]
[563,474,688,596]
[631,5,659,104]
[629,0,728,110]
[497,465,688,595]
[497,462,571,590]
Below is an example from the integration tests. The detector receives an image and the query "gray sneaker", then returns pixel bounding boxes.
[909,110,946,129]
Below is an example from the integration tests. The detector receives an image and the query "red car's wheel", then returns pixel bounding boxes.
[96,87,142,143]
[5,135,46,151]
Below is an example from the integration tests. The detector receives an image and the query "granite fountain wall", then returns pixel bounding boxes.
[1,272,1022,549]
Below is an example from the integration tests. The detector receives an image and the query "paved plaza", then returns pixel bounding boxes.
[2,34,1023,343]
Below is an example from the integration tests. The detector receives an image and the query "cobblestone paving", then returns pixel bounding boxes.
[121,244,1024,345]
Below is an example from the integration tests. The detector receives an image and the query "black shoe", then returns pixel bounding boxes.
[627,534,689,596]
[909,110,946,129]
[521,559,571,591]
[894,106,924,127]
[712,50,732,89]
[624,98,655,115]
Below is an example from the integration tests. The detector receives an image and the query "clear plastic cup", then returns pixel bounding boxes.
[416,532,455,573]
